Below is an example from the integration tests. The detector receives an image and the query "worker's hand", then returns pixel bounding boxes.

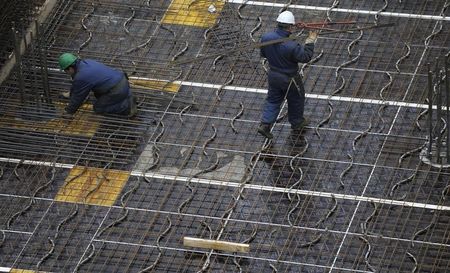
[305,31,318,44]
[59,91,70,99]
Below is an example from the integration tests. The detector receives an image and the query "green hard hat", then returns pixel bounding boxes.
[58,53,78,70]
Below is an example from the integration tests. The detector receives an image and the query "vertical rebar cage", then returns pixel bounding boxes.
[421,54,450,167]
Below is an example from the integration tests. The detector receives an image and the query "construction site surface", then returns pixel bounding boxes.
[0,0,449,272]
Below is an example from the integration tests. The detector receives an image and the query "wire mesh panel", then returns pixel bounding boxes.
[0,0,449,272]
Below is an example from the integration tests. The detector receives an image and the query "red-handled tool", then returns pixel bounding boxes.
[295,20,358,31]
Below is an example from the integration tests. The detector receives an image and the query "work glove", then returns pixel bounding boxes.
[60,91,70,99]
[305,31,318,44]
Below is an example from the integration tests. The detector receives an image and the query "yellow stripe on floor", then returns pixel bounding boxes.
[55,166,130,206]
[130,78,180,93]
[9,268,47,273]
[162,0,225,28]
[0,102,99,137]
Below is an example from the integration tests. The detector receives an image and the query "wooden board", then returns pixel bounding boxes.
[183,237,250,253]
[129,78,180,93]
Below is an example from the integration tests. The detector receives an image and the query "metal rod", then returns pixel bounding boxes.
[29,30,41,114]
[12,25,25,104]
[428,62,433,158]
[170,23,395,66]
[296,20,357,27]
[36,20,51,104]
[436,58,442,163]
[446,53,450,163]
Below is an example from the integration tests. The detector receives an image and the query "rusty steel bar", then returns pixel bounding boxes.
[29,30,42,114]
[428,63,433,158]
[36,20,51,104]
[436,58,442,163]
[12,25,25,104]
[446,54,450,163]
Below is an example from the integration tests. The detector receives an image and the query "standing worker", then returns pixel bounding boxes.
[258,11,318,139]
[58,53,137,118]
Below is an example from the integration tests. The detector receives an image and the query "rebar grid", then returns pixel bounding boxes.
[0,0,449,272]
[0,0,48,66]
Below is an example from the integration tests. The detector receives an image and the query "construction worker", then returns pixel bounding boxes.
[58,53,137,118]
[258,10,318,139]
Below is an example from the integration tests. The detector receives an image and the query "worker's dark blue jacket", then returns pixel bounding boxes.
[66,59,131,115]
[261,28,315,75]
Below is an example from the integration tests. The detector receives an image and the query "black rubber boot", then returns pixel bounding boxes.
[127,96,138,118]
[258,123,273,139]
[291,118,309,131]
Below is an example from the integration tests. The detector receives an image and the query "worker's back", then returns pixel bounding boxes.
[73,59,124,96]
[261,28,314,76]
[67,59,131,115]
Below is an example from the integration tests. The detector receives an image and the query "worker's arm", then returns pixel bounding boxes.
[292,43,314,63]
[292,31,317,63]
[260,44,267,58]
[65,79,92,114]
[260,33,270,58]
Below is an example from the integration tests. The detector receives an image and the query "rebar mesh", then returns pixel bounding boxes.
[0,0,449,272]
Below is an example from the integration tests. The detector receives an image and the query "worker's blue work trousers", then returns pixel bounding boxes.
[94,75,132,115]
[261,70,305,127]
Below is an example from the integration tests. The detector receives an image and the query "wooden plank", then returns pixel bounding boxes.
[129,78,180,93]
[183,237,250,253]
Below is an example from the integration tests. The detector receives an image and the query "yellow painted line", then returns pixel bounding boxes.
[55,166,130,206]
[0,102,99,137]
[10,268,47,273]
[129,78,180,93]
[162,0,225,28]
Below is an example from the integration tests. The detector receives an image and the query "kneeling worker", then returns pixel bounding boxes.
[258,11,317,139]
[58,53,137,118]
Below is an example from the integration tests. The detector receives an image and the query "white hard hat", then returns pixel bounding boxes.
[276,11,295,25]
